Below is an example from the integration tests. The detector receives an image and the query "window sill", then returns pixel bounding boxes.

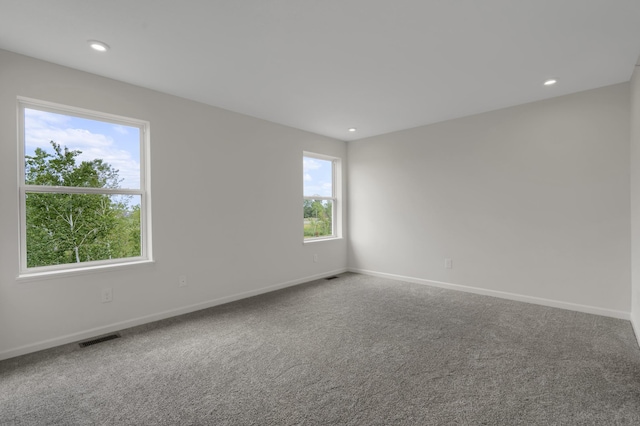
[17,259,155,282]
[303,237,343,244]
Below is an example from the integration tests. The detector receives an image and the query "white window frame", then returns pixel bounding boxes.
[17,97,153,277]
[303,152,341,242]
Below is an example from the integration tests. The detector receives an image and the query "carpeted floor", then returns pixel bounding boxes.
[1,272,639,425]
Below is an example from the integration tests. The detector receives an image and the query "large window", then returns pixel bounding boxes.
[303,152,340,240]
[18,98,151,275]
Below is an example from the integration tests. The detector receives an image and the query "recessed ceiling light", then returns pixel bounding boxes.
[88,40,110,52]
[543,79,557,86]
[348,128,357,132]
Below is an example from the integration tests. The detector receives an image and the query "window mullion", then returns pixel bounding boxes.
[303,196,335,201]
[23,185,143,196]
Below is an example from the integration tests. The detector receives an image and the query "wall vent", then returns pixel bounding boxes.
[79,333,121,348]
[325,276,339,280]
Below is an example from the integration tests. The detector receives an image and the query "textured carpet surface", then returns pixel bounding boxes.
[1,273,639,425]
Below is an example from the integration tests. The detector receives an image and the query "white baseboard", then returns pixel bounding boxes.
[0,268,348,361]
[632,313,640,349]
[349,267,630,321]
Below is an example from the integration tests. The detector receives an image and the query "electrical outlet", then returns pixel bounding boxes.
[179,275,187,287]
[313,254,318,263]
[101,287,113,303]
[445,258,453,269]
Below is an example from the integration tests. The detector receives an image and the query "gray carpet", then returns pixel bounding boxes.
[1,272,639,425]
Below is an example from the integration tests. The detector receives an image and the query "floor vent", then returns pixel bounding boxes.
[79,333,121,348]
[325,276,339,280]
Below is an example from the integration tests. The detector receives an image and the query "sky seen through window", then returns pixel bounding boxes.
[24,108,141,190]
[303,157,332,197]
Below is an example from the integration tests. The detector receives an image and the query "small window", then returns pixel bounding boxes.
[303,153,340,240]
[18,98,151,275]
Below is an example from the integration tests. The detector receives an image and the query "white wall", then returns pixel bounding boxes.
[348,84,631,318]
[631,59,640,345]
[0,50,347,360]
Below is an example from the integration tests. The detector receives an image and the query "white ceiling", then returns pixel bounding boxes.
[1,1,640,141]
